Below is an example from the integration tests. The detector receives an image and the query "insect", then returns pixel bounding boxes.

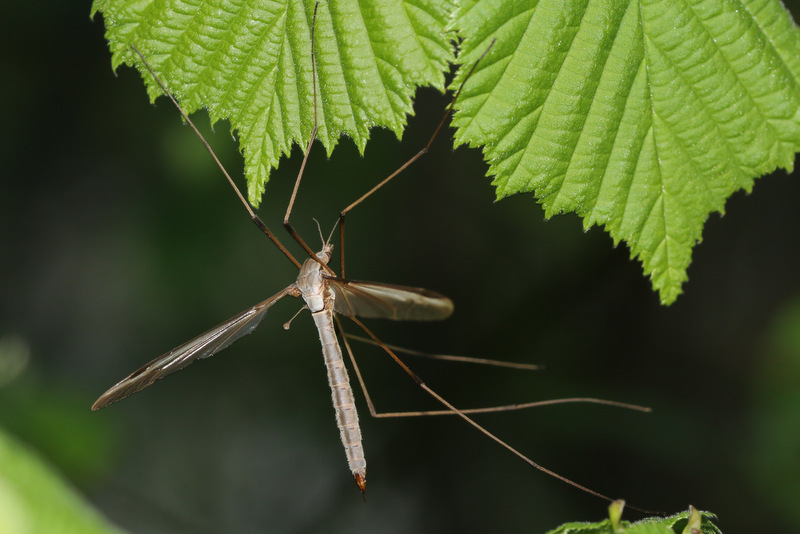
[93,3,650,502]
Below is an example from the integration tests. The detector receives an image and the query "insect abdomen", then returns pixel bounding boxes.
[311,307,366,494]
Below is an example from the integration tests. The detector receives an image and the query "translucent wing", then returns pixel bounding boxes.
[92,288,293,410]
[329,279,453,321]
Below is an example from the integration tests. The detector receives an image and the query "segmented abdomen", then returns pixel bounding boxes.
[311,307,366,489]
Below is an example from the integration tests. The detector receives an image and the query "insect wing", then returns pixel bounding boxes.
[92,288,292,410]
[329,280,454,321]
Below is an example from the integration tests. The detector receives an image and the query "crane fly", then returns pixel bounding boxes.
[93,3,651,504]
[92,236,454,493]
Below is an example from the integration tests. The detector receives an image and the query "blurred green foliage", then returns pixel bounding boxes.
[0,336,123,533]
[747,300,800,524]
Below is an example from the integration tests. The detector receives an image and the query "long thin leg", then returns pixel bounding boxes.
[337,321,651,417]
[344,333,545,370]
[359,398,651,418]
[130,45,302,270]
[339,314,651,509]
[337,39,497,277]
[283,2,335,276]
[336,315,381,420]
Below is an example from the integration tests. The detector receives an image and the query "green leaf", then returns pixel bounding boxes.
[545,506,721,534]
[90,0,455,205]
[680,506,703,534]
[92,0,800,303]
[450,0,800,304]
[0,428,125,534]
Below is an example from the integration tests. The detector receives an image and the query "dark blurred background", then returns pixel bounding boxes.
[3,1,800,533]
